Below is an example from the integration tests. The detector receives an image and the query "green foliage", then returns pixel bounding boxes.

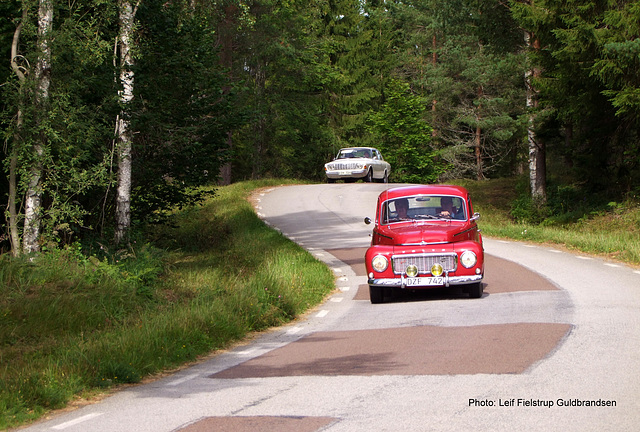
[510,0,640,193]
[367,80,445,183]
[132,0,240,218]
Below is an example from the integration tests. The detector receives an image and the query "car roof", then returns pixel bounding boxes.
[380,185,469,200]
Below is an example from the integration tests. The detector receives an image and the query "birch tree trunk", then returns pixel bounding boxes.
[23,0,53,254]
[114,0,139,245]
[524,29,546,203]
[8,8,28,256]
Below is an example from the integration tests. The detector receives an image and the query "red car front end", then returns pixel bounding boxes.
[364,185,484,303]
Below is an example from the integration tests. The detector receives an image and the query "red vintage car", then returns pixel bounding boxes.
[364,185,484,303]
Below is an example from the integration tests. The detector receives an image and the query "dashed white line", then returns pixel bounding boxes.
[330,297,344,303]
[604,263,621,268]
[166,373,199,386]
[237,347,259,356]
[286,326,302,335]
[576,256,592,260]
[549,249,562,253]
[316,310,329,318]
[52,413,103,430]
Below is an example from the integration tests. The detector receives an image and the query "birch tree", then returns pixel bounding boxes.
[114,0,139,244]
[524,28,546,203]
[7,7,29,256]
[23,0,54,254]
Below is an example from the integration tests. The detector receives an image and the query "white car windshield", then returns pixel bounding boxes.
[382,195,466,224]
[337,148,372,159]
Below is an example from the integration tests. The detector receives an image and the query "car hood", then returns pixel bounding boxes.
[382,222,467,245]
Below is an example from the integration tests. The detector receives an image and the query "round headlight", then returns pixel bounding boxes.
[371,255,389,272]
[460,251,477,268]
[406,264,418,277]
[431,263,444,277]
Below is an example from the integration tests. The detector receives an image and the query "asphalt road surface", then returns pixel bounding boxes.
[20,183,640,432]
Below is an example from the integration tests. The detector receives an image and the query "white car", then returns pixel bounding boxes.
[324,147,391,183]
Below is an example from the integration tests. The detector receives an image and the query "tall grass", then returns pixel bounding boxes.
[0,179,334,429]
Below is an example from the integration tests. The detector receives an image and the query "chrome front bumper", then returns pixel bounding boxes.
[325,169,368,179]
[368,274,482,289]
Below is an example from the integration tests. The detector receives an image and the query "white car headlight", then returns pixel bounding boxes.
[371,255,389,272]
[460,251,477,268]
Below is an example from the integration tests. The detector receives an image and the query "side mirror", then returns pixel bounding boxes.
[470,212,481,222]
[364,217,372,225]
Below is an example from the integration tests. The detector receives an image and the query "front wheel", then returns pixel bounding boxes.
[364,169,373,183]
[369,285,384,304]
[468,282,483,299]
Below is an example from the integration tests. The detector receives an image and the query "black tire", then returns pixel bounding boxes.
[369,285,384,304]
[382,171,388,183]
[365,169,373,183]
[468,282,483,299]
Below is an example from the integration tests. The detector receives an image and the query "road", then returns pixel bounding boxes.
[20,183,640,432]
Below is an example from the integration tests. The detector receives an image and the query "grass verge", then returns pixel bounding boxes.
[0,179,334,429]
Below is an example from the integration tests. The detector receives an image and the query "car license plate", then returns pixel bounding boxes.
[338,170,351,175]
[405,277,444,286]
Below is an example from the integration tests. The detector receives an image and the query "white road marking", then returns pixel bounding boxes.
[237,347,259,356]
[604,263,620,268]
[316,310,329,318]
[330,297,344,303]
[286,326,302,335]
[166,373,199,386]
[576,256,592,260]
[52,413,103,430]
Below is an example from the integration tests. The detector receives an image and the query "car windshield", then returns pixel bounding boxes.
[336,148,371,159]
[382,195,467,224]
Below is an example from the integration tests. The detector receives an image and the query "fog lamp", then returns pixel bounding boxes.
[431,263,444,277]
[371,255,389,272]
[405,264,418,278]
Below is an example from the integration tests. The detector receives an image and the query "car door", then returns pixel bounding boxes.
[371,149,382,179]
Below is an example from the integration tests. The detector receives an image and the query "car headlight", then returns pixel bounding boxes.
[371,255,389,272]
[460,251,477,268]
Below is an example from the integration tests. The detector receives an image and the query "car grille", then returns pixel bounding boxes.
[331,162,360,170]
[392,253,457,275]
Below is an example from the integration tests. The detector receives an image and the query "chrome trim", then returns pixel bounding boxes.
[368,274,482,289]
[392,252,457,275]
[400,241,448,246]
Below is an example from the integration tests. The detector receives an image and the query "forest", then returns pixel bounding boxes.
[1,0,639,256]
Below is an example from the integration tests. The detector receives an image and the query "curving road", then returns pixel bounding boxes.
[22,183,640,432]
